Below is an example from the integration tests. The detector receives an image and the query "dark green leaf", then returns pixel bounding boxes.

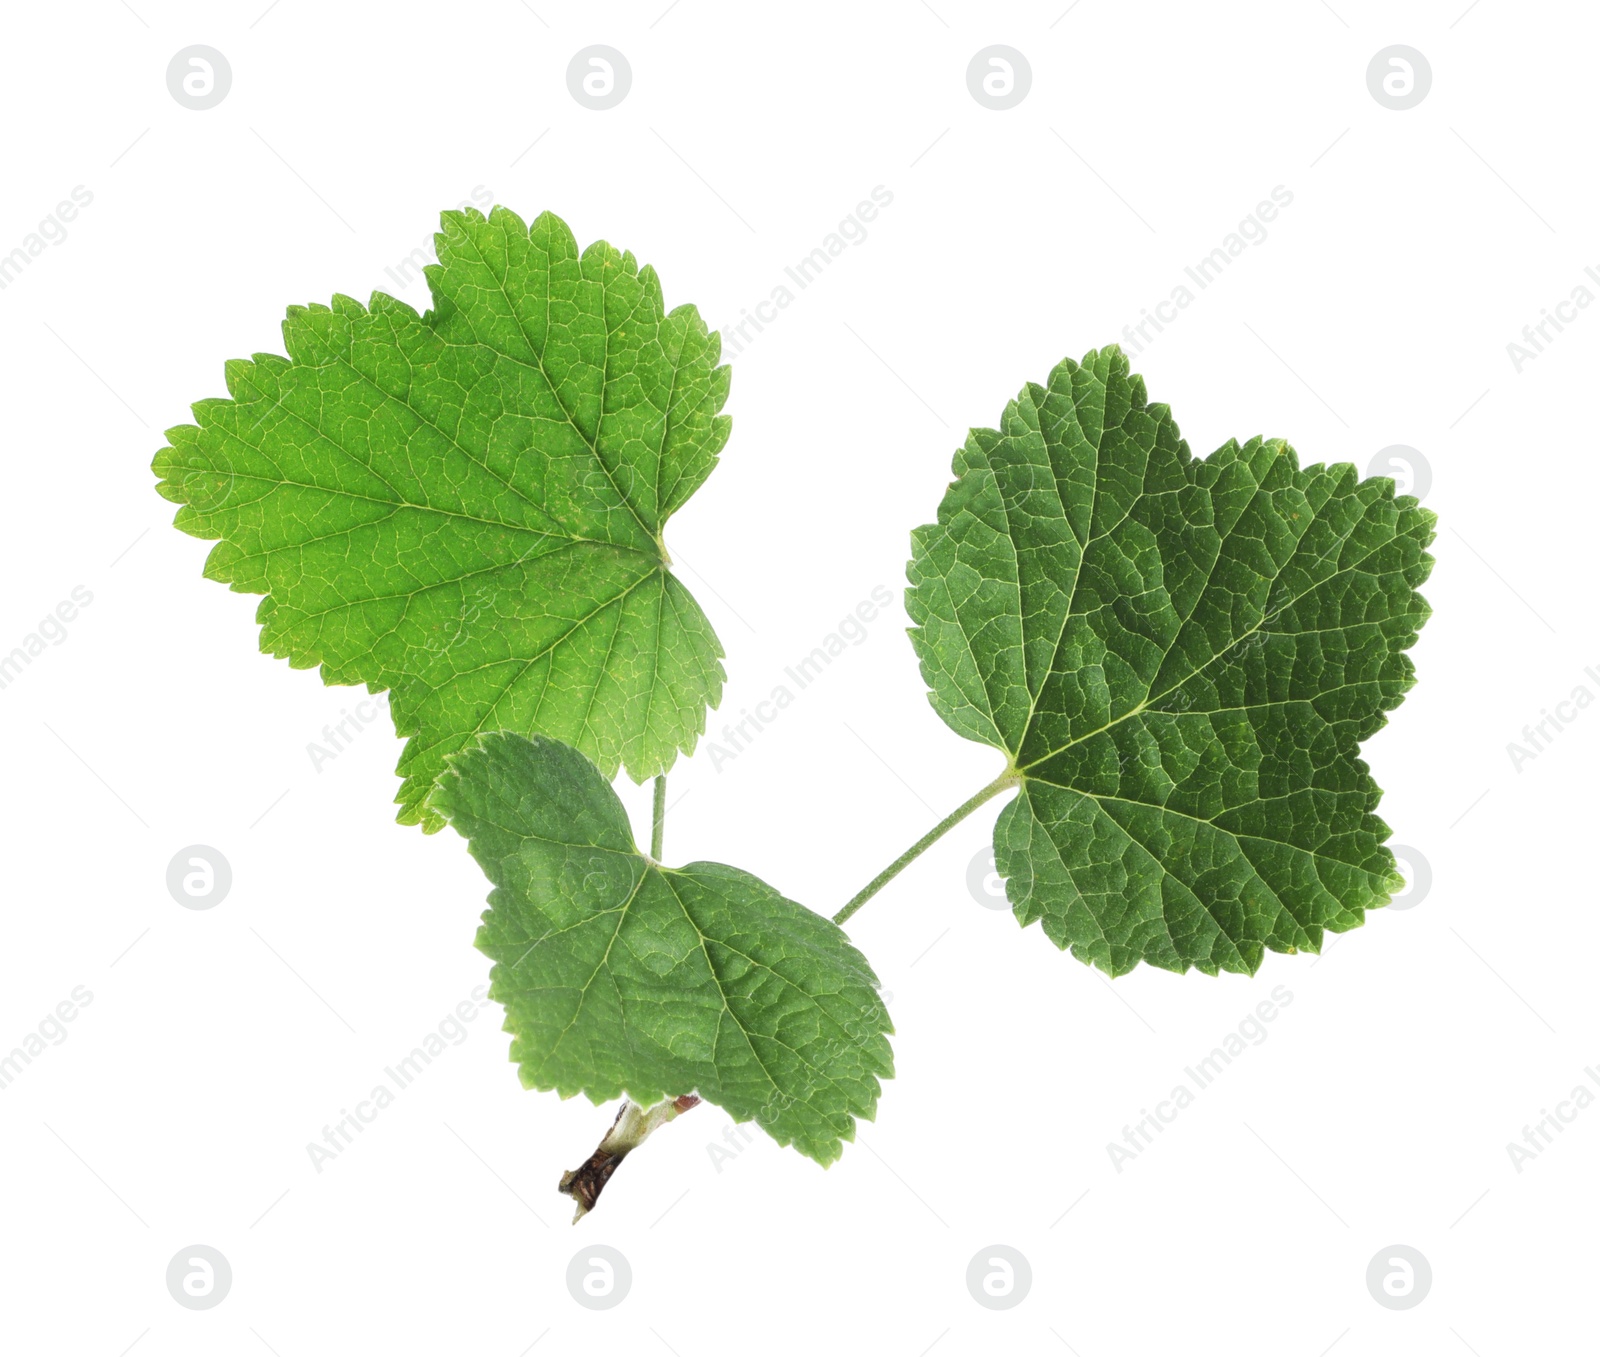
[908,346,1435,976]
[431,732,894,1164]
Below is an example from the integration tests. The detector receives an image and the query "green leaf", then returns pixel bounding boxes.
[153,206,730,829]
[430,731,894,1165]
[907,346,1435,977]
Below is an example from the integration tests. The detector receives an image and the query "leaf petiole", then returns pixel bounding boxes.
[651,774,666,860]
[833,768,1021,926]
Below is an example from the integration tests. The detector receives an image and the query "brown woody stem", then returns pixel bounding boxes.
[558,1094,701,1222]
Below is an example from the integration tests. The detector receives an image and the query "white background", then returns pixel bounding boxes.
[0,1,1594,1353]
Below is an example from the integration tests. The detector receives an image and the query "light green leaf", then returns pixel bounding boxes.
[430,731,894,1165]
[907,346,1435,977]
[153,206,730,829]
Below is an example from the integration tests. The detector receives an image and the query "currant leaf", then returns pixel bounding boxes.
[431,732,894,1165]
[907,346,1435,976]
[154,206,729,828]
